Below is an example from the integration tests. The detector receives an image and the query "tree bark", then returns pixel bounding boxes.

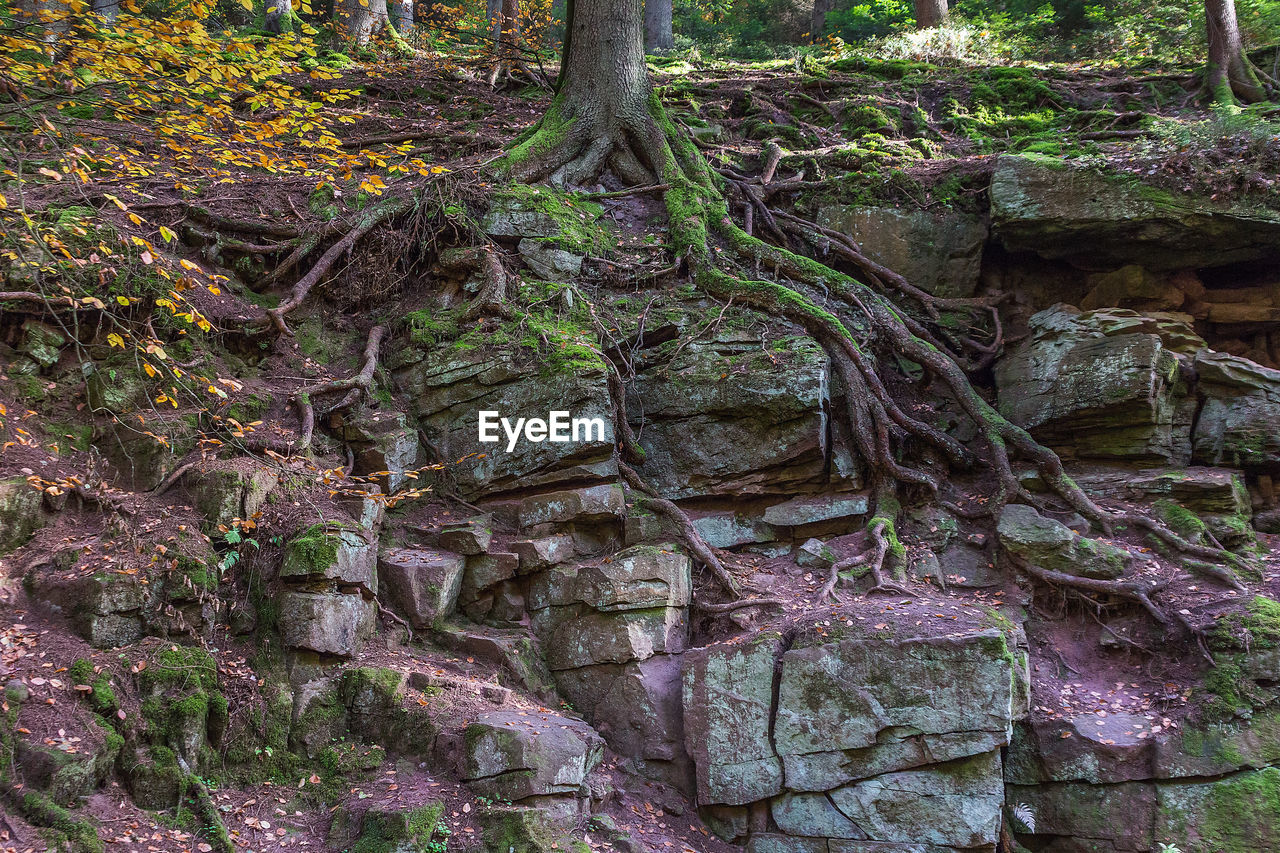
[644,0,673,53]
[1204,0,1269,103]
[391,0,414,33]
[913,0,947,29]
[265,0,294,34]
[511,0,657,184]
[810,0,832,42]
[334,0,392,44]
[91,0,119,22]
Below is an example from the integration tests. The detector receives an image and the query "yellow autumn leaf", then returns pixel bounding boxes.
[107,333,125,348]
[159,226,178,243]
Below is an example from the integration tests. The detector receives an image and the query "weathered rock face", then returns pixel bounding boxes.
[626,334,859,500]
[817,205,988,298]
[683,626,1020,849]
[995,305,1198,463]
[683,632,784,806]
[990,153,1280,270]
[462,709,604,803]
[186,460,278,532]
[393,347,615,499]
[1193,351,1280,467]
[280,523,378,593]
[526,544,692,790]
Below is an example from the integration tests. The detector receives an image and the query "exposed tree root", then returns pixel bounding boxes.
[617,460,739,597]
[437,246,513,320]
[375,596,414,642]
[498,87,1241,638]
[695,596,786,613]
[1018,560,1172,628]
[284,325,386,453]
[264,199,413,335]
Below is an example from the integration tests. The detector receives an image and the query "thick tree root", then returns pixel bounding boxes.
[501,89,1243,636]
[617,460,739,597]
[286,325,386,451]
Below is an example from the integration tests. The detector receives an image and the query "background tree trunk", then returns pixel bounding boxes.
[91,0,119,22]
[391,0,414,34]
[810,0,831,42]
[644,0,673,53]
[335,0,392,44]
[265,0,294,34]
[913,0,947,29]
[1205,0,1268,102]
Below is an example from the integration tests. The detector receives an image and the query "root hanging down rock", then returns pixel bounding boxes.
[289,325,386,451]
[617,461,740,597]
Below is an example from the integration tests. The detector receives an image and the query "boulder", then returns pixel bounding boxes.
[990,153,1280,270]
[462,710,604,802]
[998,504,1127,579]
[393,348,615,499]
[277,591,374,657]
[460,552,520,618]
[626,334,858,499]
[0,476,45,553]
[518,238,584,279]
[825,752,1004,848]
[18,320,67,368]
[816,205,987,298]
[280,523,377,593]
[378,547,465,628]
[512,535,574,572]
[690,511,778,549]
[339,409,419,491]
[16,727,120,806]
[1193,351,1280,466]
[994,305,1197,463]
[551,655,689,790]
[529,545,690,613]
[29,571,148,648]
[682,632,785,805]
[774,630,1016,791]
[438,516,494,555]
[329,802,446,853]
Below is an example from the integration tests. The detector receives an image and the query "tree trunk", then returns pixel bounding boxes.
[391,0,414,33]
[1204,0,1268,103]
[913,0,947,29]
[335,0,392,44]
[265,0,294,34]
[810,0,831,42]
[644,0,673,53]
[91,0,119,22]
[509,0,656,183]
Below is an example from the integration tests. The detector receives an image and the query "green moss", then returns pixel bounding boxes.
[281,522,349,577]
[20,791,103,853]
[405,310,462,348]
[349,803,446,853]
[1155,498,1208,541]
[69,659,119,717]
[490,183,614,255]
[1211,596,1280,653]
[139,646,219,694]
[1198,767,1280,850]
